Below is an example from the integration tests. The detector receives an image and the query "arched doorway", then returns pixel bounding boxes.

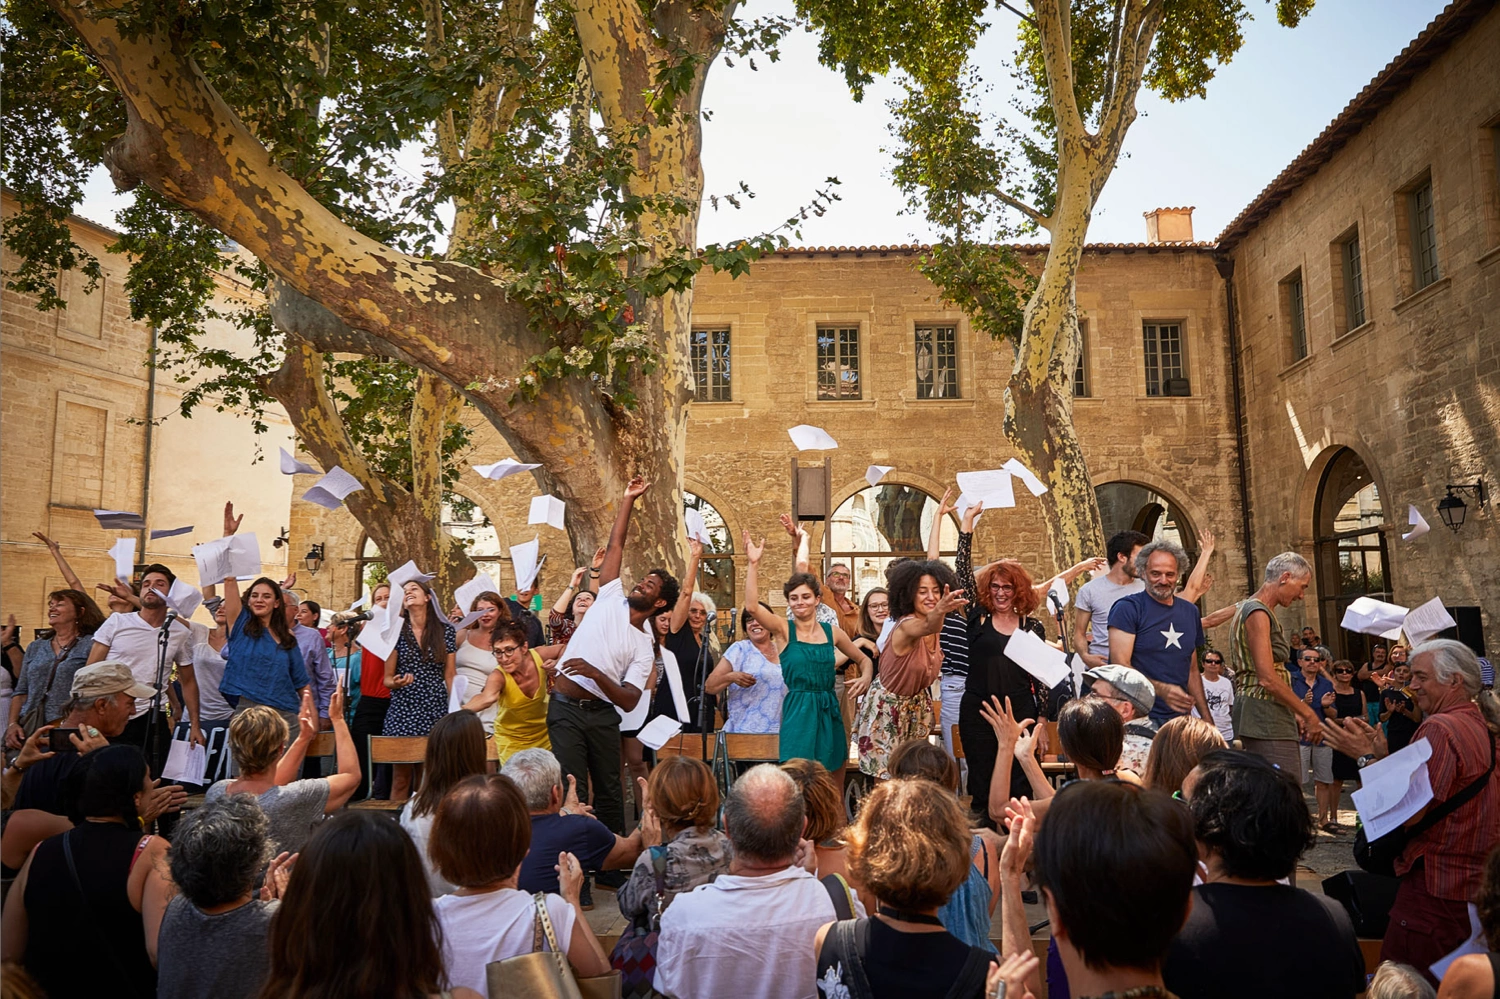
[684,491,736,644]
[822,485,958,601]
[1314,449,1390,661]
[1095,483,1200,560]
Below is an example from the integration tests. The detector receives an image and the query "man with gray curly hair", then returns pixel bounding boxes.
[1108,539,1210,725]
[155,795,287,999]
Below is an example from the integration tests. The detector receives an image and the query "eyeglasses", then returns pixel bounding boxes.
[493,645,521,657]
[1086,690,1128,705]
[1203,658,1223,666]
[1333,668,1354,675]
[1302,656,1325,663]
[989,583,1015,592]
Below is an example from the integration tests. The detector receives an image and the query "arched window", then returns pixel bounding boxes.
[822,485,957,600]
[443,496,505,595]
[685,492,736,643]
[354,535,383,603]
[1314,449,1390,660]
[1095,483,1200,560]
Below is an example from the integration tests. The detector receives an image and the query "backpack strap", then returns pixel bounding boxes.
[821,872,855,921]
[945,945,998,999]
[1405,730,1496,841]
[827,918,875,999]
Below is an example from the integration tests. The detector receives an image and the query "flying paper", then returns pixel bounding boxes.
[302,466,364,511]
[1003,628,1072,689]
[473,458,542,480]
[528,495,567,531]
[1001,458,1049,497]
[356,605,399,661]
[347,596,367,611]
[1351,737,1434,842]
[636,715,685,752]
[94,509,146,531]
[1403,504,1430,541]
[388,560,435,591]
[279,447,320,476]
[1341,596,1409,639]
[788,425,839,451]
[1403,596,1457,646]
[192,534,262,587]
[107,538,136,583]
[865,465,894,488]
[452,610,487,630]
[453,573,500,615]
[956,469,1016,510]
[153,579,204,620]
[1046,576,1071,613]
[150,525,194,540]
[684,508,712,546]
[511,537,542,592]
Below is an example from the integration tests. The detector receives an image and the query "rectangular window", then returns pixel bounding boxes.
[914,324,958,399]
[1073,320,1089,397]
[816,325,861,400]
[1142,322,1187,396]
[1408,178,1440,290]
[1340,233,1366,331]
[1286,271,1308,361]
[689,327,731,402]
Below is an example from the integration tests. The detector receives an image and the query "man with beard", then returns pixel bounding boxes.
[1073,530,1149,669]
[87,563,202,777]
[1109,541,1209,725]
[552,475,680,837]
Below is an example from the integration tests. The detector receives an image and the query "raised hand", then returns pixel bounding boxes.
[296,689,317,742]
[140,778,188,824]
[935,585,969,617]
[260,852,297,900]
[744,532,764,564]
[979,695,1032,750]
[624,475,650,501]
[1001,799,1037,868]
[591,546,607,569]
[329,682,345,722]
[1014,724,1040,765]
[31,532,61,552]
[569,566,588,588]
[1199,528,1217,552]
[556,851,585,905]
[778,513,798,539]
[687,538,704,561]
[223,501,243,536]
[563,774,595,817]
[986,951,1040,999]
[936,487,956,520]
[960,499,984,534]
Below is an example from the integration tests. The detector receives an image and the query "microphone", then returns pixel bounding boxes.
[162,607,179,630]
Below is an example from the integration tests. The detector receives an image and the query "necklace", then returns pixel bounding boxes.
[876,906,943,925]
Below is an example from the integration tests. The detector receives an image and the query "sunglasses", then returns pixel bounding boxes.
[1203,658,1223,665]
[1302,656,1325,662]
[1333,668,1354,675]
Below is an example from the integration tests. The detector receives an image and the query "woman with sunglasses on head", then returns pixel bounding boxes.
[1321,659,1367,832]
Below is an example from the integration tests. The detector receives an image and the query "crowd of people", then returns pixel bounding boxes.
[0,477,1497,999]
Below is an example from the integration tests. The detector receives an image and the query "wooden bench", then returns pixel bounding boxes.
[655,733,779,763]
[348,735,501,812]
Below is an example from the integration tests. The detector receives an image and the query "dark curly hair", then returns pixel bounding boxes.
[648,569,681,613]
[886,559,959,619]
[1188,749,1313,881]
[783,572,821,600]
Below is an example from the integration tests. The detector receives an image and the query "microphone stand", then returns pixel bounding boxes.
[147,610,177,786]
[695,617,715,763]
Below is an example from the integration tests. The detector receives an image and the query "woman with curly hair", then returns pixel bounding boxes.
[851,560,968,779]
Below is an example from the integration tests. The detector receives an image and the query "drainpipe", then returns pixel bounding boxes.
[1215,256,1257,594]
[139,324,158,561]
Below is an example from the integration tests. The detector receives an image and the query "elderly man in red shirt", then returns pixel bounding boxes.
[1323,638,1500,982]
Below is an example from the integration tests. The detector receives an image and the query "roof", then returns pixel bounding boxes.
[771,240,1216,258]
[1215,0,1496,250]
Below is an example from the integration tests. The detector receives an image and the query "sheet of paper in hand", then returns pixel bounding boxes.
[1003,628,1072,688]
[162,739,208,786]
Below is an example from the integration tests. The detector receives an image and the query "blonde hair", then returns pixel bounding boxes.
[1142,715,1226,794]
[847,778,971,910]
[648,756,720,832]
[228,705,290,775]
[780,758,846,844]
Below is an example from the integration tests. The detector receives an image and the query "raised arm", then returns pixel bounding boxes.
[322,684,361,811]
[669,539,703,633]
[955,502,983,604]
[1180,529,1216,603]
[927,489,955,561]
[742,533,788,644]
[552,566,589,617]
[33,533,83,591]
[1035,557,1107,598]
[779,514,812,575]
[275,690,317,785]
[891,587,968,655]
[219,502,246,623]
[599,477,649,586]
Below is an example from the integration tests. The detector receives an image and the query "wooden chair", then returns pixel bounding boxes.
[182,730,341,810]
[655,732,779,763]
[951,724,964,759]
[348,736,428,812]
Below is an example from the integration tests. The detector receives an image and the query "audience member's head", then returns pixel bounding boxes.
[847,778,970,912]
[1034,781,1196,975]
[1083,664,1155,722]
[66,744,151,829]
[1185,750,1313,882]
[262,812,444,999]
[649,756,719,835]
[780,759,845,845]
[429,774,531,889]
[1142,716,1226,794]
[410,710,487,819]
[974,559,1039,616]
[1056,697,1124,776]
[887,738,960,793]
[65,662,154,738]
[723,764,804,867]
[227,705,290,777]
[858,588,889,640]
[169,796,272,909]
[503,748,564,813]
[1366,962,1435,999]
[1410,638,1500,730]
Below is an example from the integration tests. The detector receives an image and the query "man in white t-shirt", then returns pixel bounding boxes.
[1073,530,1149,669]
[1194,649,1235,743]
[88,563,201,777]
[550,476,679,837]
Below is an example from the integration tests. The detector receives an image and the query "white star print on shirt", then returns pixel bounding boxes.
[1161,623,1184,649]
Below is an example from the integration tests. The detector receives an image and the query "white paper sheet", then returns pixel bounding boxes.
[279,447,320,476]
[447,675,469,714]
[1341,595,1410,639]
[1403,504,1430,541]
[152,579,204,620]
[528,494,567,530]
[388,560,435,591]
[347,596,367,611]
[511,536,541,592]
[1002,628,1072,689]
[194,533,262,586]
[108,538,136,583]
[956,469,1016,510]
[1403,596,1458,646]
[302,466,365,510]
[865,465,894,488]
[150,525,194,540]
[636,715,685,751]
[356,606,399,661]
[1431,905,1485,980]
[1351,737,1435,841]
[684,508,713,545]
[473,458,541,480]
[1047,576,1071,612]
[162,739,208,785]
[1001,458,1049,497]
[454,573,500,614]
[452,610,487,631]
[93,509,146,530]
[787,424,839,450]
[953,492,983,525]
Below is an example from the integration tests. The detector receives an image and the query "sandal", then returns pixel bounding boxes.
[1322,822,1341,834]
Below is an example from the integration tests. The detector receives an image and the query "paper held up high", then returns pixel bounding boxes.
[355,605,399,661]
[1403,596,1457,646]
[1403,504,1430,541]
[94,509,146,531]
[193,533,262,587]
[1341,596,1409,639]
[788,425,839,451]
[153,579,205,620]
[511,536,542,592]
[150,525,194,540]
[473,458,542,480]
[161,738,208,786]
[1046,576,1071,613]
[1001,458,1049,497]
[279,447,320,476]
[956,468,1016,511]
[388,560,435,591]
[1351,737,1434,842]
[684,508,713,545]
[1002,628,1072,689]
[866,465,894,488]
[107,538,136,584]
[453,573,500,616]
[636,714,685,752]
[302,466,365,510]
[528,494,567,531]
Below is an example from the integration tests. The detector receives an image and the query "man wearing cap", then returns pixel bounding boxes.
[88,564,203,778]
[1084,663,1160,774]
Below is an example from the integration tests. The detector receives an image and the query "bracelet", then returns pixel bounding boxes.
[589,569,600,577]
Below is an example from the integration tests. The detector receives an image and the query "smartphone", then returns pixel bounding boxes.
[48,727,80,753]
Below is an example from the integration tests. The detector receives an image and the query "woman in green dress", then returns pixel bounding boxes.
[742,531,873,785]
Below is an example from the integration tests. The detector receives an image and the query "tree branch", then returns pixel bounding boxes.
[1094,0,1164,176]
[1031,0,1086,141]
[996,190,1052,230]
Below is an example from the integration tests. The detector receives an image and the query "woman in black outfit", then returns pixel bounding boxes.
[657,539,717,733]
[2,745,171,999]
[1323,660,1367,833]
[954,507,1050,827]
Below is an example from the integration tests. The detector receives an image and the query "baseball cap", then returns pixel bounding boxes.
[1084,664,1155,717]
[71,661,157,701]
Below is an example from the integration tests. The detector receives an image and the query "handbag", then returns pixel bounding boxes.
[486,893,622,999]
[610,842,669,998]
[1353,734,1494,877]
[18,637,78,736]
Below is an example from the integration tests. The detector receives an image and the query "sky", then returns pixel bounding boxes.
[75,0,1450,249]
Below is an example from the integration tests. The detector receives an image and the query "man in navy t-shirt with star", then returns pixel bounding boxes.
[1107,540,1209,725]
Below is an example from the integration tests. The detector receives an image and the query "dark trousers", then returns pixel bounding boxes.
[959,692,1038,829]
[548,696,626,835]
[350,695,392,800]
[1382,862,1474,985]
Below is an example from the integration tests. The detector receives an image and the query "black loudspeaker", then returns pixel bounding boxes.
[1437,606,1486,658]
[1322,871,1400,938]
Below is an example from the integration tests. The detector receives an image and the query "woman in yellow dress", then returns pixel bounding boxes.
[465,619,553,763]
